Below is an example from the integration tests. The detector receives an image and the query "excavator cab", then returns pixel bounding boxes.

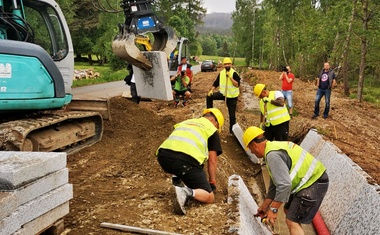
[112,0,177,70]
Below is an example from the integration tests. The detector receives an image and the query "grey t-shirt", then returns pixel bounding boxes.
[266,149,292,202]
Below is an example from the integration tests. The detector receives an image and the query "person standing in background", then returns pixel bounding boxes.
[312,62,336,119]
[206,57,240,135]
[279,65,295,117]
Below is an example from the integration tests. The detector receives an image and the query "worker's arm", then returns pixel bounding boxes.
[263,91,285,106]
[228,72,241,87]
[207,150,217,185]
[170,75,177,81]
[181,76,189,87]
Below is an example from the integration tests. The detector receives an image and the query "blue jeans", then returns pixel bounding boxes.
[281,90,293,108]
[314,88,331,117]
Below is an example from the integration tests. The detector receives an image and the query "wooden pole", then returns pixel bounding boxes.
[100,222,184,235]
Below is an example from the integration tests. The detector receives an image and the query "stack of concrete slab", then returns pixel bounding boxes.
[300,129,380,234]
[0,152,73,235]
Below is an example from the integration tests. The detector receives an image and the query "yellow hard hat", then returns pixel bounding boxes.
[253,84,266,97]
[203,108,224,132]
[243,126,265,147]
[223,57,232,64]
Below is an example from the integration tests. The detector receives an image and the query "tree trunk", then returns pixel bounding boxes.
[88,54,93,66]
[357,0,369,102]
[341,0,357,96]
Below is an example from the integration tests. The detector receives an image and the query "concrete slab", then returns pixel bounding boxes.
[0,192,17,220]
[232,123,261,164]
[300,129,380,234]
[332,182,380,235]
[0,184,73,234]
[133,52,173,101]
[12,202,69,235]
[227,174,271,235]
[15,168,68,206]
[0,152,66,189]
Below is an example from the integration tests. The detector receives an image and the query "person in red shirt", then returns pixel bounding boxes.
[279,66,295,117]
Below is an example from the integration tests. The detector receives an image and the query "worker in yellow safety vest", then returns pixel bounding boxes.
[156,108,224,215]
[243,126,329,235]
[253,83,291,141]
[206,57,240,134]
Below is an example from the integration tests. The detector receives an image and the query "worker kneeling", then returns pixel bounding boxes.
[171,70,191,107]
[243,126,329,235]
[156,108,224,215]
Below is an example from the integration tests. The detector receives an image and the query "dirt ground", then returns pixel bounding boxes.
[64,67,380,234]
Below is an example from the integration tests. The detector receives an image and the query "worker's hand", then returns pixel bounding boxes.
[266,211,278,227]
[262,97,271,103]
[208,89,214,97]
[254,206,267,219]
[210,183,216,192]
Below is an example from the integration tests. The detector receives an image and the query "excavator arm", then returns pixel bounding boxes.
[111,0,177,70]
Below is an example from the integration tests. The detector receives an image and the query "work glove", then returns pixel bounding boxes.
[262,97,271,103]
[210,183,216,192]
[208,89,214,97]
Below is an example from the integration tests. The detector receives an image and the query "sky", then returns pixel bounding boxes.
[202,0,236,13]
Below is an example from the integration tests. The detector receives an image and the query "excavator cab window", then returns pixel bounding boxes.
[23,3,68,61]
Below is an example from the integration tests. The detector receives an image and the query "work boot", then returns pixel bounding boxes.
[173,186,193,215]
[182,101,187,107]
[174,101,179,107]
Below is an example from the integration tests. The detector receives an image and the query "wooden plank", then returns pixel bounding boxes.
[100,222,183,235]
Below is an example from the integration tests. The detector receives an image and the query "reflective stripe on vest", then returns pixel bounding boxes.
[157,117,217,164]
[260,91,290,126]
[219,68,239,98]
[265,141,326,193]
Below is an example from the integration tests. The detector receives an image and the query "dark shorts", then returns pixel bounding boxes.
[173,89,188,96]
[157,151,212,193]
[284,171,329,224]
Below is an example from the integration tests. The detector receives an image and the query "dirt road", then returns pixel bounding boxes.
[65,67,379,234]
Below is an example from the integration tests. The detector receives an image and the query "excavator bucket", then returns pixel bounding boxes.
[112,33,153,71]
[111,0,178,70]
[112,26,177,71]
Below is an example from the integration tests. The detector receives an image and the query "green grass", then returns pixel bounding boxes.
[198,55,246,66]
[73,63,125,87]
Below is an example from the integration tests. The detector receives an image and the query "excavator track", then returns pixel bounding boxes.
[0,111,103,155]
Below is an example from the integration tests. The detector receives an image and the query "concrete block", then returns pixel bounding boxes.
[0,184,73,234]
[133,52,173,101]
[301,130,380,235]
[12,202,69,235]
[0,192,17,220]
[15,168,68,206]
[299,129,325,157]
[332,182,380,235]
[227,174,271,235]
[0,152,66,189]
[232,123,261,164]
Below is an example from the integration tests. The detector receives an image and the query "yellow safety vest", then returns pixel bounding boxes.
[156,117,217,165]
[265,141,326,193]
[219,68,239,98]
[260,91,290,126]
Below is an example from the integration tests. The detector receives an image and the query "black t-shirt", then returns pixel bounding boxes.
[212,70,241,87]
[158,131,222,166]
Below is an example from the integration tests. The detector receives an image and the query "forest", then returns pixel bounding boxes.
[57,0,379,103]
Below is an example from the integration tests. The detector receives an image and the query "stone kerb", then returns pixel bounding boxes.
[300,129,380,235]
